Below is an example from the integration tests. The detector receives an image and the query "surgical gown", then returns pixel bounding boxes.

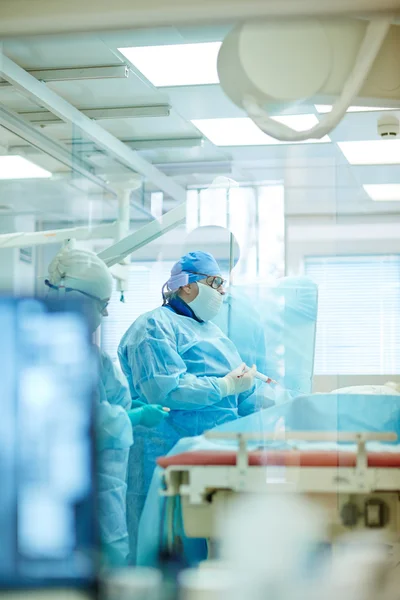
[96,348,133,567]
[118,305,256,563]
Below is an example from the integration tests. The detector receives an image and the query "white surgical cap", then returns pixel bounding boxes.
[47,248,113,300]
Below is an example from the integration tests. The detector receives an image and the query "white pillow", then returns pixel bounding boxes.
[330,382,400,395]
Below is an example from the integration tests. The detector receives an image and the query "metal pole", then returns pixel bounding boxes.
[98,202,187,267]
[227,187,234,338]
[117,190,131,243]
[255,186,260,279]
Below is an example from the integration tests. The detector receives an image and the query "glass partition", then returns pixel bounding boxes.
[1,17,399,585]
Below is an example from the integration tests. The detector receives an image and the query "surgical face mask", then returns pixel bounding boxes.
[89,301,103,333]
[83,296,110,333]
[188,282,223,322]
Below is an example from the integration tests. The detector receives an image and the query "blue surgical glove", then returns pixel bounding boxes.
[128,405,170,428]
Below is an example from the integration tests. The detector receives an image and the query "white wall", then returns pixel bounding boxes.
[286,212,400,391]
[286,213,400,276]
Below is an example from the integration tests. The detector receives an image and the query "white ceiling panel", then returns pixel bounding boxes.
[2,37,118,69]
[328,111,400,142]
[165,85,243,120]
[0,88,45,111]
[0,24,399,222]
[225,142,340,162]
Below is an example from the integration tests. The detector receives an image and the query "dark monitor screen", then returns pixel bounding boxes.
[0,297,97,590]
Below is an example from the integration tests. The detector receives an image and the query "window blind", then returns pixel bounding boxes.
[305,255,400,375]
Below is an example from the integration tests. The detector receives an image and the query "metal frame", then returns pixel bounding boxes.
[19,104,170,125]
[0,65,129,86]
[125,137,203,151]
[0,105,115,195]
[0,56,187,204]
[165,462,400,504]
[98,200,186,267]
[161,431,399,504]
[10,137,203,155]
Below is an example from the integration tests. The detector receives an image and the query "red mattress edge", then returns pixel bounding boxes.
[157,449,400,469]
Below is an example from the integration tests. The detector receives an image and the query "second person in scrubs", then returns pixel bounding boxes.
[118,250,257,562]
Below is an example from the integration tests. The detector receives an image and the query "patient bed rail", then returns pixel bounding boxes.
[204,431,397,485]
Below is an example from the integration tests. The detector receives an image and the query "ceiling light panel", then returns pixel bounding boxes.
[0,156,51,180]
[338,140,400,165]
[363,184,400,201]
[315,105,395,114]
[118,42,222,87]
[191,115,330,146]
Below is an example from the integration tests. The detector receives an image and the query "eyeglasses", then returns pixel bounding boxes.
[187,272,226,290]
[45,280,109,312]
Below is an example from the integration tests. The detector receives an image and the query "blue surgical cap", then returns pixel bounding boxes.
[166,251,222,291]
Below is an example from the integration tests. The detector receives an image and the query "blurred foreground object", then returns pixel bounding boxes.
[219,494,398,600]
[100,567,161,600]
[0,297,97,593]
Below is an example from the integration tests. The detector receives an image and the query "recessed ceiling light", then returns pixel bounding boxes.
[363,184,400,201]
[315,104,395,114]
[0,156,52,180]
[118,42,222,87]
[338,140,400,165]
[191,115,330,146]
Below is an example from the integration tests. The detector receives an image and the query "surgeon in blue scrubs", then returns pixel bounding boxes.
[119,250,257,563]
[181,225,268,379]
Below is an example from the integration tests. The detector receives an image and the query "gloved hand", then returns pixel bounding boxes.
[219,363,257,397]
[128,405,170,428]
